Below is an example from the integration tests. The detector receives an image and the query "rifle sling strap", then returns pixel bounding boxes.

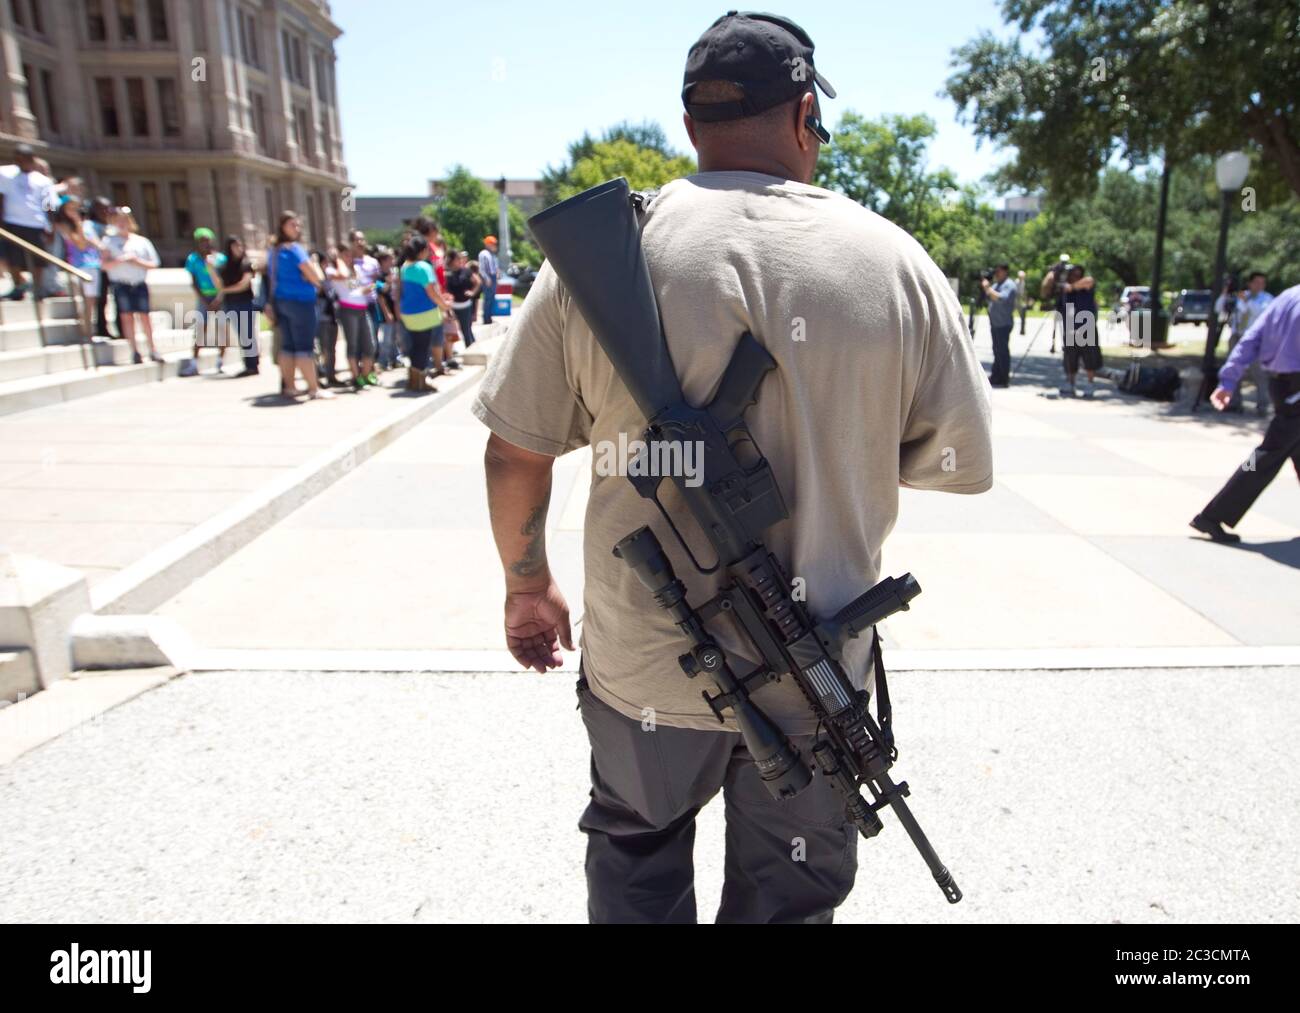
[872,627,895,756]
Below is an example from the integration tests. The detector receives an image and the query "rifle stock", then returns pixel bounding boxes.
[528,178,683,421]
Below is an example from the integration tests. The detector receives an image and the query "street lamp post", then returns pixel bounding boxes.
[1193,151,1250,412]
[1149,161,1173,347]
[495,176,511,271]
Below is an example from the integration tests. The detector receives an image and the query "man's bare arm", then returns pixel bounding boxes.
[484,432,574,671]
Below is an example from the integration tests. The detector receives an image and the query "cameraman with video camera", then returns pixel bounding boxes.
[1040,254,1071,353]
[982,262,1018,387]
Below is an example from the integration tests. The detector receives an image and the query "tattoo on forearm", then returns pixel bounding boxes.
[510,505,547,577]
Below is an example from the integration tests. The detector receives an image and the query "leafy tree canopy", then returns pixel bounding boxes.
[422,166,541,267]
[812,110,1298,302]
[945,1,1300,201]
[542,121,696,204]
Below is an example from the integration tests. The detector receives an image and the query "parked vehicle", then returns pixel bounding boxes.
[1115,286,1151,323]
[507,264,539,299]
[1170,289,1213,326]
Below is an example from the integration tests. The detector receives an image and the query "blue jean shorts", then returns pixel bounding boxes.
[274,298,318,358]
[113,282,151,315]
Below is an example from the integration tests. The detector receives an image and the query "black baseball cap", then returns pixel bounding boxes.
[682,11,836,123]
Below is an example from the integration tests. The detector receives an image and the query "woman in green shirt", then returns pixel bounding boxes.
[396,235,450,392]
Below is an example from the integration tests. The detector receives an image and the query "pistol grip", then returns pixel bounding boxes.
[707,332,776,432]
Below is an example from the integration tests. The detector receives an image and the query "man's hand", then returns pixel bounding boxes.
[485,432,566,671]
[504,579,574,672]
[1211,386,1232,411]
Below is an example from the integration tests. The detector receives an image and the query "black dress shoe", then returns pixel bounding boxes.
[1190,514,1241,544]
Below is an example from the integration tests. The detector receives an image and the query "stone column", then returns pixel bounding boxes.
[202,0,245,153]
[187,165,219,238]
[287,179,307,230]
[46,0,91,146]
[172,0,208,149]
[260,4,295,164]
[219,162,259,248]
[0,0,38,141]
[306,43,326,167]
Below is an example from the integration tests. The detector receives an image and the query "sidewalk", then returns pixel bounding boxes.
[2,318,1297,924]
[157,373,584,654]
[0,360,485,610]
[1,664,1295,922]
[156,321,1299,659]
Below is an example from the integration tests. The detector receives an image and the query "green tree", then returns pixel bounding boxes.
[1226,201,1300,288]
[361,226,407,252]
[984,160,1299,304]
[421,166,541,267]
[542,121,696,204]
[815,113,959,235]
[814,110,1001,285]
[559,139,696,201]
[945,1,1300,201]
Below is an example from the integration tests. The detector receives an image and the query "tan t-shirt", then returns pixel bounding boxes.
[473,171,992,733]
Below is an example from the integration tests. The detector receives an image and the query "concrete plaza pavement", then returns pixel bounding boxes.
[2,314,1298,924]
[0,664,1295,923]
[155,318,1300,659]
[0,359,485,605]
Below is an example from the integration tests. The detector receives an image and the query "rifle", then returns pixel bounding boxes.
[528,177,962,904]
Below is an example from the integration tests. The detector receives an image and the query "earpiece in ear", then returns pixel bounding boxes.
[804,115,831,145]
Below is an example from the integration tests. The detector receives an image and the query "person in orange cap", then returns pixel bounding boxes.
[477,235,499,324]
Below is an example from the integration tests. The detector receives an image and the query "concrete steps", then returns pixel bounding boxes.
[0,284,229,416]
[0,329,205,417]
[0,297,87,355]
[0,342,105,382]
[460,320,511,366]
[0,317,86,352]
[0,306,493,417]
[0,296,78,325]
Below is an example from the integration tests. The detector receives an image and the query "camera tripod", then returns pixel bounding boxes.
[1009,310,1060,380]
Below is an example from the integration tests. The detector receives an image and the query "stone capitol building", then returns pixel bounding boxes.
[0,0,352,264]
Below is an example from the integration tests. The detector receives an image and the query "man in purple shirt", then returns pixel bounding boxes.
[1191,283,1300,543]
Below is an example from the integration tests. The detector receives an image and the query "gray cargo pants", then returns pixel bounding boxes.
[576,674,858,923]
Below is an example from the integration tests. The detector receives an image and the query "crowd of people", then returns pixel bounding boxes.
[972,257,1103,396]
[0,142,505,403]
[6,139,1277,420]
[973,256,1280,406]
[179,213,507,399]
[971,250,1297,548]
[255,216,501,399]
[174,212,504,400]
[2,144,174,366]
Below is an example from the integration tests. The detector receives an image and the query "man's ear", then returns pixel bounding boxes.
[795,92,817,154]
[684,112,698,149]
